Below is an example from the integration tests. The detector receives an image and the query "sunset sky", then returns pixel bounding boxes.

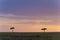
[0,0,60,32]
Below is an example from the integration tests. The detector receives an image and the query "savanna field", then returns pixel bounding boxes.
[0,32,60,40]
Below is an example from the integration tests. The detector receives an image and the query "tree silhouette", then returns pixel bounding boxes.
[41,28,47,32]
[10,27,15,32]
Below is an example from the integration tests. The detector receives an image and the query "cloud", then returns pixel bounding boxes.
[0,14,52,25]
[0,13,59,25]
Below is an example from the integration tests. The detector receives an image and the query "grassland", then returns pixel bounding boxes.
[0,32,60,40]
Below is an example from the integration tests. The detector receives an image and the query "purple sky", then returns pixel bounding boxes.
[0,0,58,16]
[0,0,60,32]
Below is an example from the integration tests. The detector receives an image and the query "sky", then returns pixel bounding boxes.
[0,0,60,32]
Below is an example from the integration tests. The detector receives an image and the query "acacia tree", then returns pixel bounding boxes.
[41,28,47,32]
[10,27,15,32]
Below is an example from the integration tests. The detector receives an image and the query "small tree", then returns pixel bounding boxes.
[41,28,47,32]
[10,27,15,32]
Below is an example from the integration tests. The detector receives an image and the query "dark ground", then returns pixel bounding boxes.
[0,32,60,40]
